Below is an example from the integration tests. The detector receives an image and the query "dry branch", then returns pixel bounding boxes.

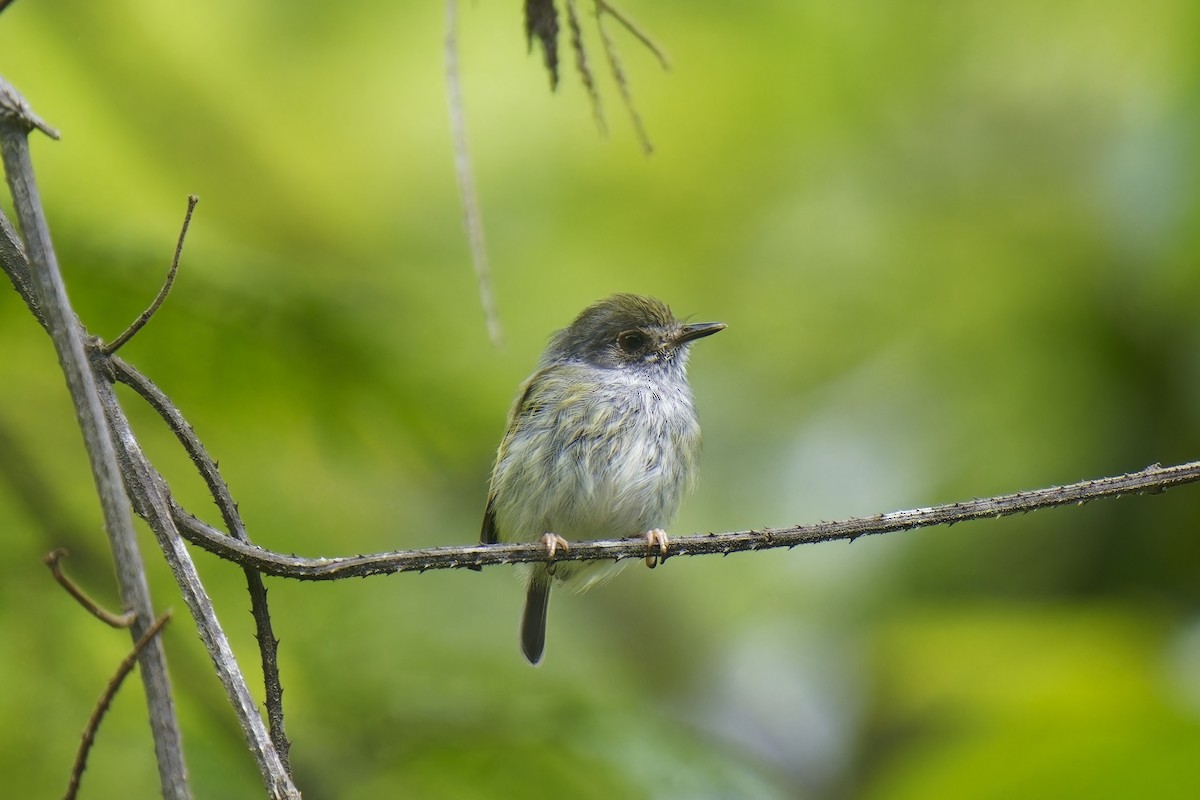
[44,548,137,628]
[1,76,191,800]
[168,460,1200,579]
[1,78,296,799]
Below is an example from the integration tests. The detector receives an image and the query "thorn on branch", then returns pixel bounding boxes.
[44,548,136,628]
[104,194,198,355]
[64,612,172,800]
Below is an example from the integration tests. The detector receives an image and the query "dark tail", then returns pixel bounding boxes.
[521,580,551,665]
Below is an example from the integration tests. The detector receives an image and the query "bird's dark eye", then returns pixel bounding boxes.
[617,330,649,353]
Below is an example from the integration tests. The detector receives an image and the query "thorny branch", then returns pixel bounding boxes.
[109,355,293,775]
[0,76,191,800]
[168,460,1200,579]
[99,196,292,772]
[93,373,298,800]
[0,79,296,799]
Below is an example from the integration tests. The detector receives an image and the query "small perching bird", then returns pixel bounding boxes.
[481,294,725,664]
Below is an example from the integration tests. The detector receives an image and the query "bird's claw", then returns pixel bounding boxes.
[541,532,570,575]
[644,528,669,568]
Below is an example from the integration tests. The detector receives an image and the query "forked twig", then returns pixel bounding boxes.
[594,0,670,70]
[44,548,136,628]
[64,613,172,800]
[104,195,197,355]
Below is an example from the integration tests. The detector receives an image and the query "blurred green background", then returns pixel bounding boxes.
[3,0,1200,797]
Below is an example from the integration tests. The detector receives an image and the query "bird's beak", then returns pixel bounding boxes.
[675,322,726,345]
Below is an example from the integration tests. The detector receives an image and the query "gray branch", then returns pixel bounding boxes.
[0,77,191,800]
[169,460,1200,579]
[1,78,296,799]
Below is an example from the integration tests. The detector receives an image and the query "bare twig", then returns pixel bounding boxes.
[445,0,503,348]
[104,195,197,355]
[44,548,137,628]
[169,461,1200,579]
[64,613,172,800]
[0,76,191,800]
[594,0,670,70]
[109,355,293,775]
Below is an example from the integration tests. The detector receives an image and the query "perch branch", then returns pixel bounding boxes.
[65,613,172,800]
[0,76,191,800]
[169,460,1200,579]
[44,548,136,628]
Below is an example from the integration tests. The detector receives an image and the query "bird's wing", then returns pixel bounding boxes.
[480,371,545,545]
[480,493,499,545]
[480,364,577,547]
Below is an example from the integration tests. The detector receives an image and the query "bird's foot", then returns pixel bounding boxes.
[540,532,570,575]
[644,528,669,568]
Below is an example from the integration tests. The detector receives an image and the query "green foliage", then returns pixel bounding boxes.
[2,0,1199,796]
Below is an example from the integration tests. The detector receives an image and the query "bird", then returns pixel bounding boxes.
[481,293,724,664]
